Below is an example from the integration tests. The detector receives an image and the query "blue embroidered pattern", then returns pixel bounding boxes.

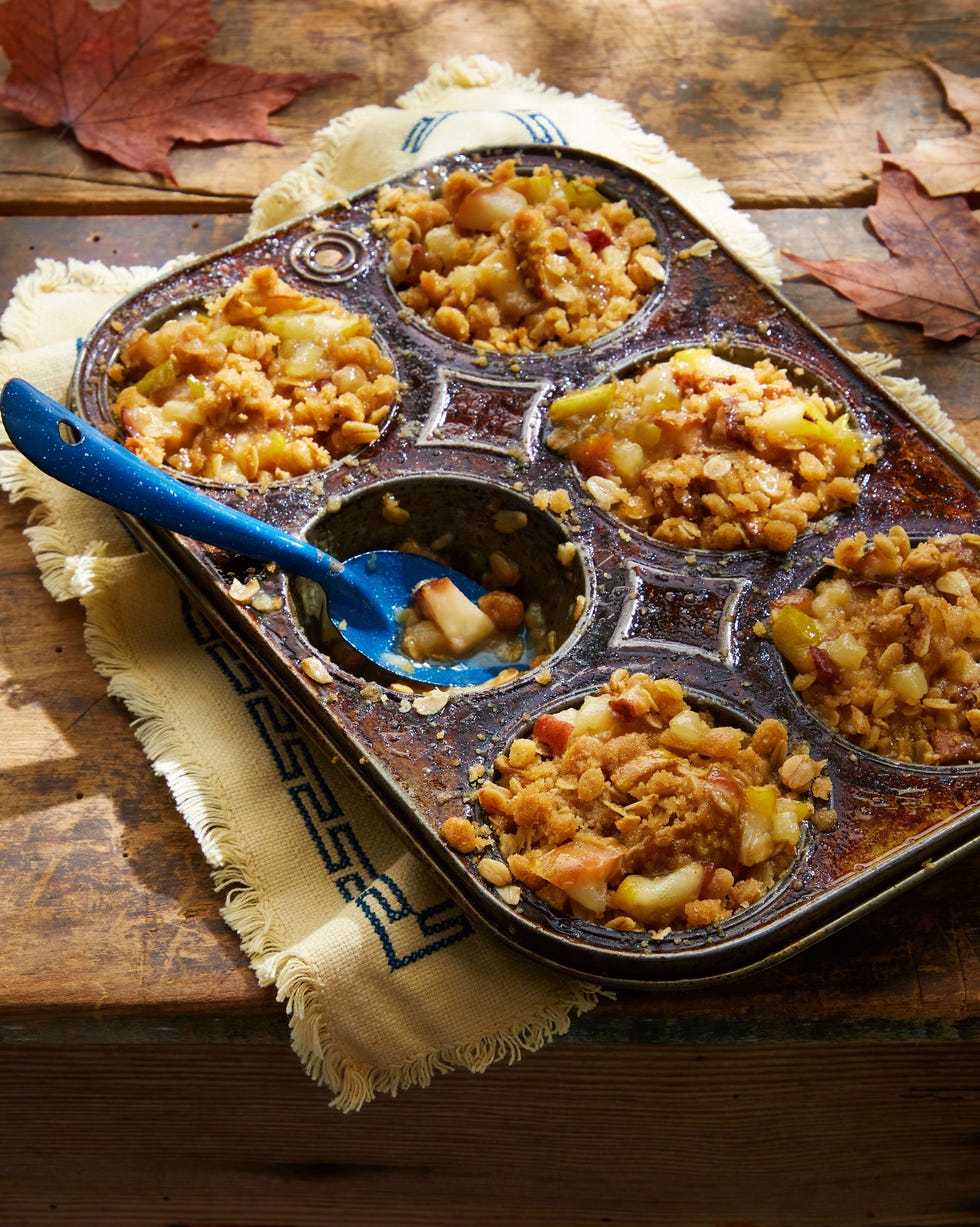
[400,110,566,154]
[504,111,566,144]
[402,113,453,154]
[178,592,473,968]
[357,876,473,970]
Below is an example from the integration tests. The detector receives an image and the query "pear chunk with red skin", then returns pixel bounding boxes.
[532,696,618,755]
[411,576,498,657]
[533,712,575,755]
[533,839,624,915]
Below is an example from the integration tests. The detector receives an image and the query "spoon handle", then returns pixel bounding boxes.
[0,378,337,586]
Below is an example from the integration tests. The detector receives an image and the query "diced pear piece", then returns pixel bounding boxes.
[412,577,497,657]
[740,785,806,865]
[503,169,555,204]
[280,339,326,379]
[609,438,646,485]
[424,224,459,264]
[475,249,538,321]
[534,839,624,915]
[826,631,866,670]
[610,863,707,926]
[635,361,681,413]
[532,695,618,754]
[133,356,179,396]
[562,179,607,210]
[887,662,929,703]
[549,381,617,422]
[771,603,825,673]
[571,694,619,736]
[739,784,779,865]
[454,183,527,231]
[533,711,576,755]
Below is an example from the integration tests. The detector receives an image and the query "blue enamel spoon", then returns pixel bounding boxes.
[0,378,526,688]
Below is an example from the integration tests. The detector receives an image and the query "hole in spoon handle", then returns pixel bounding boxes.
[58,418,83,445]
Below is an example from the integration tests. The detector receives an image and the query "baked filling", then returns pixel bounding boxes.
[372,158,664,353]
[548,347,877,552]
[110,266,397,485]
[442,669,831,933]
[768,527,980,764]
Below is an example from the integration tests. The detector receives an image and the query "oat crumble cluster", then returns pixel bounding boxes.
[110,266,398,484]
[372,159,664,353]
[547,347,877,552]
[442,670,829,933]
[770,527,980,765]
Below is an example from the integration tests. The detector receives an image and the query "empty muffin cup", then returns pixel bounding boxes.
[290,474,589,686]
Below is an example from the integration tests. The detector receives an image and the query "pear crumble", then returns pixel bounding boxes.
[110,266,397,485]
[769,527,980,765]
[547,346,877,552]
[454,669,829,933]
[372,158,664,353]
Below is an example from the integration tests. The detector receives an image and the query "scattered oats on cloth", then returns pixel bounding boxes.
[0,56,968,1111]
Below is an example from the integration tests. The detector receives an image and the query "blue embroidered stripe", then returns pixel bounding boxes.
[356,875,473,970]
[400,110,566,154]
[178,592,472,970]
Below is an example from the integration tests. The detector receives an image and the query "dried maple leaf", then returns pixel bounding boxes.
[885,62,980,198]
[783,139,980,342]
[0,0,353,184]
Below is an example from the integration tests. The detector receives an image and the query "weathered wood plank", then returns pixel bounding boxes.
[752,208,980,453]
[0,498,269,1013]
[1,1041,979,1226]
[0,0,975,212]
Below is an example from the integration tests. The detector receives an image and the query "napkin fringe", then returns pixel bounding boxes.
[395,55,542,100]
[852,352,980,470]
[78,586,235,870]
[247,107,364,228]
[0,257,160,353]
[265,946,603,1112]
[0,452,111,600]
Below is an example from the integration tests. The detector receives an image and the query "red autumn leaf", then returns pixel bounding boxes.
[0,0,354,184]
[783,138,980,342]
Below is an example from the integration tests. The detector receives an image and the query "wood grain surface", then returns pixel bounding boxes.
[2,1040,979,1226]
[1,1,979,1222]
[0,0,974,213]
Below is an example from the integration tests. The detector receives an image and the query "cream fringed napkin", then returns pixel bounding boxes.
[0,57,971,1112]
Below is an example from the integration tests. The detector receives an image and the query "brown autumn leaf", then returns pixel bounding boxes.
[885,62,980,198]
[0,0,354,184]
[783,139,980,342]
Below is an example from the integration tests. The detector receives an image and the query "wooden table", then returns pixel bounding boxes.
[1,3,978,1223]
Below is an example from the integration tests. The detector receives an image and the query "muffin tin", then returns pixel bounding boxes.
[69,147,980,988]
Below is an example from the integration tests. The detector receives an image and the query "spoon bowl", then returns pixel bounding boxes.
[0,378,530,688]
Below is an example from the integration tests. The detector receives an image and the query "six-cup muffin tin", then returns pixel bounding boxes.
[69,147,980,987]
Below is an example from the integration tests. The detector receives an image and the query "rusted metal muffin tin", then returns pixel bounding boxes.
[70,147,980,988]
